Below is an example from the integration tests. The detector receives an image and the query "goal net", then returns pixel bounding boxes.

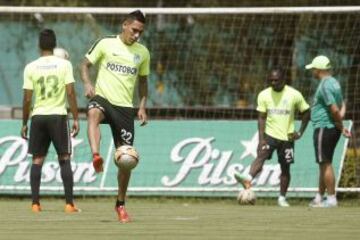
[0,6,359,196]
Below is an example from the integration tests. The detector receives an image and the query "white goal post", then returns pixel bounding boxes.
[1,6,360,14]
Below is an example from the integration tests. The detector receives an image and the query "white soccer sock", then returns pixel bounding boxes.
[314,193,323,202]
[327,195,337,203]
[278,195,286,201]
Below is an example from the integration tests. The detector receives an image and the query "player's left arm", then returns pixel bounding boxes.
[21,89,32,140]
[322,83,351,137]
[137,48,150,126]
[21,65,33,140]
[329,104,351,138]
[289,92,310,141]
[339,100,346,119]
[294,109,310,140]
[137,75,148,126]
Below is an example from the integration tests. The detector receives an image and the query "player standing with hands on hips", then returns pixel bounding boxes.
[235,68,310,207]
[21,29,80,213]
[306,56,351,208]
[80,10,150,223]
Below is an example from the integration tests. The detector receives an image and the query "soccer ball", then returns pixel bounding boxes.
[237,189,256,205]
[114,145,139,171]
[54,47,69,60]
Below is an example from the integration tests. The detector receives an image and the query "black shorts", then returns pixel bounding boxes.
[258,134,295,165]
[28,115,71,156]
[88,95,135,147]
[313,127,341,164]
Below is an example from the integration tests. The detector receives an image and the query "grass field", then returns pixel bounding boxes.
[0,197,359,240]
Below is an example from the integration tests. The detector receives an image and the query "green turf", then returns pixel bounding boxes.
[0,197,359,240]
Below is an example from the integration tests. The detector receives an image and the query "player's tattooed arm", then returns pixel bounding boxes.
[80,58,95,99]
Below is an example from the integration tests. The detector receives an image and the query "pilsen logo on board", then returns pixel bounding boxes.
[161,136,281,187]
[0,134,281,187]
[0,136,96,184]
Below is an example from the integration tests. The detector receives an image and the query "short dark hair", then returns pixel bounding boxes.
[39,29,56,51]
[270,66,284,78]
[125,10,146,24]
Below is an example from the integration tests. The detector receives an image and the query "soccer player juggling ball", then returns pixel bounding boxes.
[21,29,80,213]
[235,68,310,207]
[80,10,150,223]
[306,56,351,208]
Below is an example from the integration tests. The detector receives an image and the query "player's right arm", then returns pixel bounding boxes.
[256,91,268,152]
[63,61,80,137]
[257,112,267,153]
[80,57,95,99]
[81,38,105,99]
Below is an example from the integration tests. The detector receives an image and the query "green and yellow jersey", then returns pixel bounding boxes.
[257,85,310,141]
[85,35,150,107]
[311,76,343,129]
[23,55,75,116]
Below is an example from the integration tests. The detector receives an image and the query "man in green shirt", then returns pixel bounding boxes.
[21,29,80,213]
[235,68,310,207]
[80,10,149,223]
[306,55,351,207]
